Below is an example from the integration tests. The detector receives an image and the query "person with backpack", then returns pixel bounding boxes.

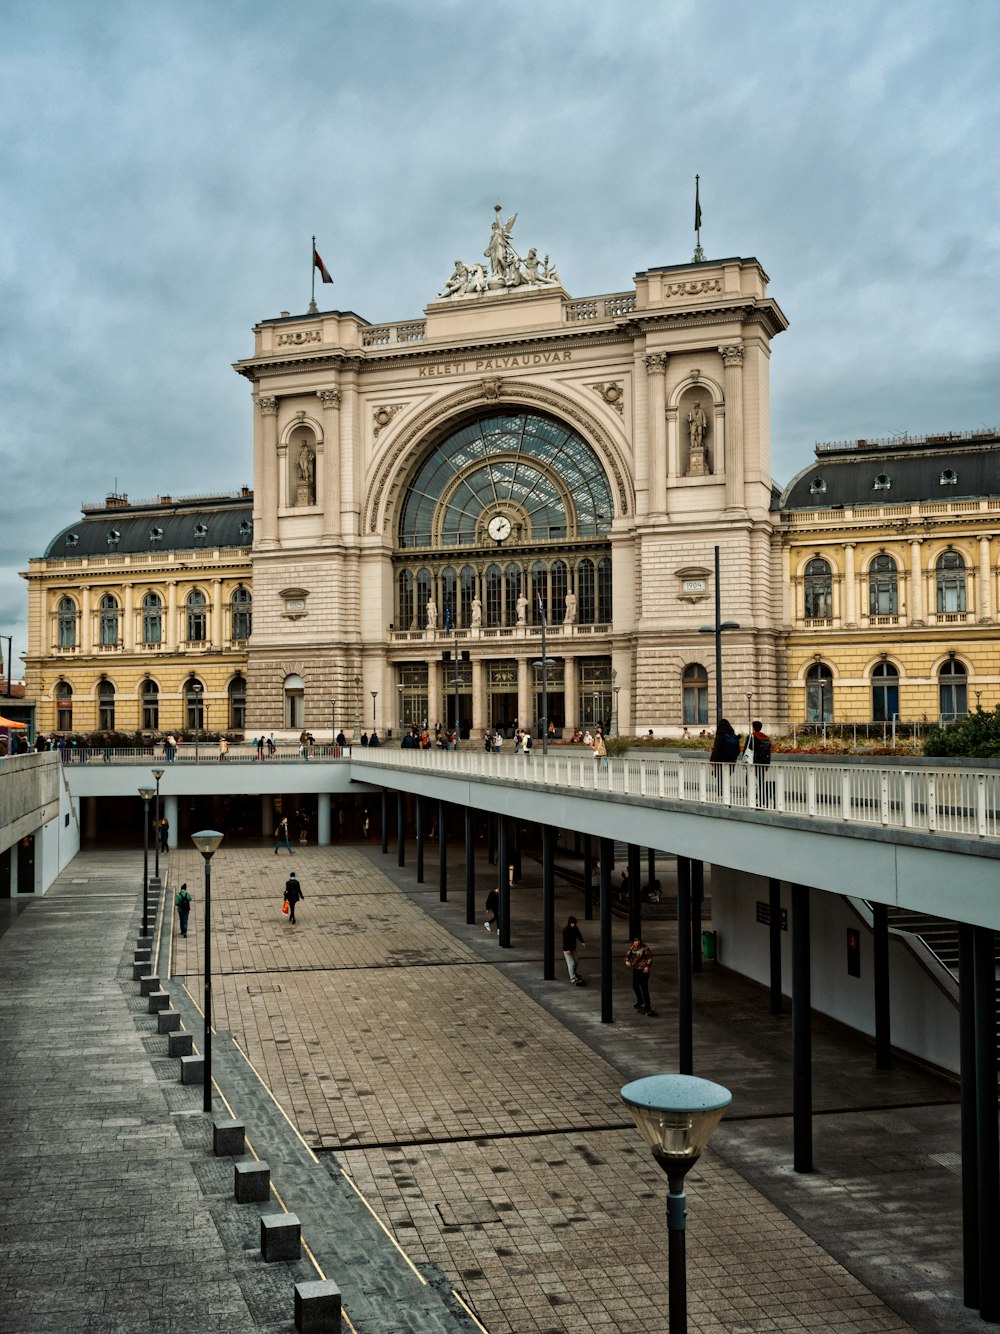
[745,719,773,807]
[174,882,192,938]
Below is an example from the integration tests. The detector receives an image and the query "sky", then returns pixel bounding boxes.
[2,0,999,673]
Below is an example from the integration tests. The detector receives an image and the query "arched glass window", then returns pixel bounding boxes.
[416,568,433,629]
[97,679,115,730]
[142,592,162,645]
[504,562,522,626]
[99,594,120,647]
[397,569,414,630]
[936,551,967,613]
[868,555,898,616]
[485,563,503,627]
[231,587,251,641]
[806,662,833,723]
[229,674,247,730]
[551,561,568,623]
[141,679,159,730]
[440,567,457,629]
[459,566,477,627]
[186,589,207,642]
[597,557,612,624]
[939,659,968,722]
[185,679,205,731]
[283,673,304,729]
[872,661,899,723]
[682,663,708,726]
[56,681,73,731]
[578,559,596,624]
[803,558,832,618]
[57,596,77,648]
[531,562,548,625]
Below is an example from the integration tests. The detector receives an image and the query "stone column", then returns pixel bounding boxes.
[719,343,745,512]
[123,583,135,652]
[80,587,92,653]
[164,795,179,849]
[212,580,223,649]
[844,543,857,626]
[471,658,484,734]
[339,361,360,539]
[83,796,98,842]
[644,354,668,516]
[781,545,792,626]
[261,795,273,840]
[318,388,342,541]
[980,536,993,622]
[517,657,530,731]
[428,659,442,729]
[165,581,178,652]
[665,407,679,483]
[257,396,279,547]
[633,349,649,517]
[317,793,331,846]
[909,540,924,625]
[564,655,578,729]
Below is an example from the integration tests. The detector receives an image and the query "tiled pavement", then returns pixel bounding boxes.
[0,832,981,1333]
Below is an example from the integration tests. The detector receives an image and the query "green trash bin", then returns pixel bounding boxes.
[702,930,717,961]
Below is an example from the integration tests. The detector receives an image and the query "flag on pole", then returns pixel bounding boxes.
[695,175,702,232]
[313,244,333,284]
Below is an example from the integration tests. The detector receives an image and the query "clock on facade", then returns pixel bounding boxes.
[487,513,512,543]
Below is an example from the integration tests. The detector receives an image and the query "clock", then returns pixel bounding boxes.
[487,514,512,543]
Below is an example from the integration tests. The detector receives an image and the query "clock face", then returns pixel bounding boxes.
[487,514,512,543]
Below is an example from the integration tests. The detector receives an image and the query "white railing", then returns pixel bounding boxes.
[57,744,351,765]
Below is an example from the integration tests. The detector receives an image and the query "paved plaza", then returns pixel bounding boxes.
[0,830,983,1333]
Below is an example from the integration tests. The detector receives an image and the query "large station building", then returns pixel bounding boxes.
[22,210,1000,738]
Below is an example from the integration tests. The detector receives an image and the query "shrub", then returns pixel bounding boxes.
[924,706,1000,759]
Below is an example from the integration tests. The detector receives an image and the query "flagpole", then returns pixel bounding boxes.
[309,235,318,313]
[693,175,706,264]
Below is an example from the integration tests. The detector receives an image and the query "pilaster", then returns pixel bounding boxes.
[257,396,279,548]
[643,354,667,517]
[318,388,342,541]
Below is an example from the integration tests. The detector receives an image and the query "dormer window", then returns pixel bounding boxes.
[193,523,208,540]
[873,474,891,492]
[65,533,79,548]
[149,526,163,543]
[808,477,827,495]
[239,519,252,540]
[107,530,120,547]
[939,469,958,486]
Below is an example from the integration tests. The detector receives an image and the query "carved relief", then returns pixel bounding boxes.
[479,377,503,402]
[643,353,668,374]
[718,343,745,367]
[372,404,402,439]
[589,382,624,415]
[257,396,277,416]
[665,278,722,297]
[276,329,321,347]
[317,388,342,409]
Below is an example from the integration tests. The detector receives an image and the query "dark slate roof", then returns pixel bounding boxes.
[778,437,1000,511]
[42,495,253,559]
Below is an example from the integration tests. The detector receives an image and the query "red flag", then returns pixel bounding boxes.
[313,246,333,284]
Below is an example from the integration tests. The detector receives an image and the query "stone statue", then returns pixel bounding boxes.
[425,598,437,630]
[516,592,528,625]
[564,591,577,625]
[439,260,468,299]
[436,205,560,300]
[484,206,518,280]
[688,401,707,451]
[297,443,315,484]
[470,596,482,628]
[466,264,487,294]
[541,254,560,285]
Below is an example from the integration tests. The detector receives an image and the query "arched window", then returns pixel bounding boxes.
[416,568,433,629]
[485,563,503,628]
[397,569,414,630]
[142,592,162,645]
[459,566,477,628]
[597,557,613,624]
[231,587,251,641]
[531,562,548,625]
[186,589,207,642]
[99,594,120,647]
[56,681,73,731]
[803,558,832,619]
[141,679,159,730]
[939,659,968,722]
[868,555,898,616]
[504,563,522,626]
[440,567,457,629]
[682,663,708,726]
[97,679,115,730]
[185,679,205,731]
[936,551,967,614]
[806,662,833,723]
[57,596,77,648]
[283,673,304,729]
[229,674,247,730]
[551,561,568,623]
[872,661,899,723]
[578,559,596,624]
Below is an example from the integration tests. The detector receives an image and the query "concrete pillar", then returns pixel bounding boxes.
[316,793,331,846]
[471,658,484,734]
[164,795,179,848]
[564,656,578,729]
[720,343,745,512]
[261,795,273,841]
[258,396,279,547]
[428,659,442,729]
[318,387,342,541]
[644,354,667,515]
[517,657,530,731]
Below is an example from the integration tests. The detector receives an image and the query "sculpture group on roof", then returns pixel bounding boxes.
[438,204,561,300]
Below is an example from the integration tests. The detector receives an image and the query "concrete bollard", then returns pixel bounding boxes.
[157,1010,181,1034]
[295,1280,342,1333]
[132,962,152,980]
[213,1120,246,1157]
[167,1031,193,1058]
[234,1161,270,1203]
[138,975,160,996]
[260,1212,301,1262]
[147,991,170,1013]
[180,1054,204,1085]
[136,937,153,950]
[134,948,151,962]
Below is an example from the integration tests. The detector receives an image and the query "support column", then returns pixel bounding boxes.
[844,542,857,626]
[583,834,594,920]
[471,658,484,735]
[517,657,530,731]
[909,539,925,624]
[438,800,447,902]
[80,586,92,654]
[633,347,650,518]
[339,361,360,538]
[792,882,813,1173]
[959,924,980,1309]
[123,583,135,653]
[872,902,891,1069]
[396,792,405,867]
[720,343,745,512]
[599,837,613,1024]
[677,856,693,1074]
[691,858,704,974]
[83,795,98,843]
[316,793,331,846]
[974,926,1000,1321]
[665,407,679,484]
[542,825,555,981]
[260,795,273,842]
[211,579,223,650]
[428,660,443,729]
[627,842,641,941]
[415,797,424,884]
[465,808,475,925]
[769,878,783,1014]
[164,795,179,849]
[257,396,279,547]
[498,818,510,948]
[564,657,578,732]
[381,790,388,855]
[644,354,668,516]
[165,582,177,654]
[318,388,342,541]
[980,536,993,621]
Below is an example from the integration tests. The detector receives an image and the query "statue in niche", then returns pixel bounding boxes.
[516,592,528,625]
[425,598,438,630]
[686,401,709,478]
[564,591,577,625]
[296,443,316,503]
[470,596,483,628]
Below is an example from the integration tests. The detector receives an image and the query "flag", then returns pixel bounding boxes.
[694,176,702,233]
[313,245,333,284]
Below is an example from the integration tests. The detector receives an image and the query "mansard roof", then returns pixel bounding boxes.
[42,491,253,559]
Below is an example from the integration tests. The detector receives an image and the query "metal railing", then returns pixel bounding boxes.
[57,744,351,765]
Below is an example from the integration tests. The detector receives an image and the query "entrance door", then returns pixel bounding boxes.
[16,836,35,894]
[489,692,518,737]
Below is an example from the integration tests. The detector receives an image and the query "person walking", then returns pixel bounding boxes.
[483,884,500,932]
[158,816,169,854]
[562,915,585,984]
[274,816,295,855]
[283,872,304,924]
[218,736,229,762]
[256,735,264,761]
[625,936,655,1015]
[174,882,192,938]
[592,729,607,769]
[745,719,773,806]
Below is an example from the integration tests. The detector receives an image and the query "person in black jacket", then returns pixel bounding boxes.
[562,916,585,985]
[283,872,304,924]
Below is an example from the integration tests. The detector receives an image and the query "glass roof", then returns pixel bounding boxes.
[399,411,613,548]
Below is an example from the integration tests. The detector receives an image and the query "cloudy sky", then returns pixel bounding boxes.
[2,0,998,672]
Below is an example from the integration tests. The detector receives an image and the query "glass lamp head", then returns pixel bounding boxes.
[138,787,155,801]
[621,1074,732,1174]
[191,829,224,858]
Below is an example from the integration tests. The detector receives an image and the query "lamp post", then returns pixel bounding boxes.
[191,829,223,1114]
[190,681,202,760]
[0,634,12,696]
[613,685,622,737]
[591,690,600,731]
[698,546,740,721]
[138,786,155,937]
[745,691,753,742]
[370,690,378,733]
[976,690,982,711]
[151,768,165,881]
[330,698,337,750]
[621,1074,732,1333]
[397,683,404,740]
[354,674,361,738]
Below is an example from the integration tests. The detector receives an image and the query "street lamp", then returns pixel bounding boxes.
[151,768,165,880]
[621,1074,732,1333]
[330,698,337,750]
[698,546,740,721]
[613,685,622,737]
[189,681,203,760]
[397,682,405,740]
[138,786,155,937]
[191,829,223,1114]
[371,690,378,733]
